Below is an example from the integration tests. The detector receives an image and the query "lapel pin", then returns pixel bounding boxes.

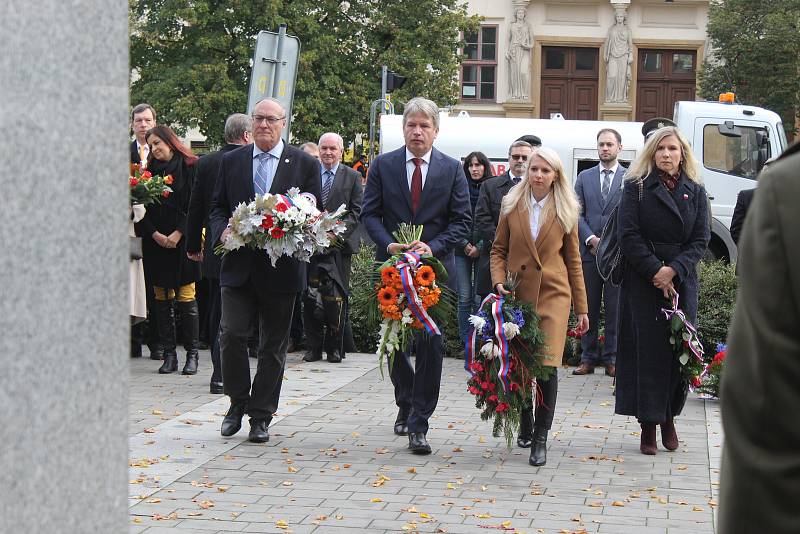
[683,194,689,200]
[285,158,290,163]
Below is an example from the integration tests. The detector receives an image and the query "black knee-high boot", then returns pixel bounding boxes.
[178,300,199,375]
[530,373,558,466]
[157,299,178,374]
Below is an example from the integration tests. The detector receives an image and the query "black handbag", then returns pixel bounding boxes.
[596,178,641,286]
[130,237,143,260]
[595,206,622,285]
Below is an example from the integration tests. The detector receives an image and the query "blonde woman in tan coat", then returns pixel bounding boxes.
[491,147,589,466]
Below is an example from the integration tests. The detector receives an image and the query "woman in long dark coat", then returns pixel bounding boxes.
[615,126,710,455]
[136,125,201,375]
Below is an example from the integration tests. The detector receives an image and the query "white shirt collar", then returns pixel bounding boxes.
[531,193,550,208]
[600,162,619,176]
[253,139,284,160]
[406,148,432,164]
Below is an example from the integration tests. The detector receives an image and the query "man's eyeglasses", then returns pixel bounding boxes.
[510,154,528,161]
[252,115,285,125]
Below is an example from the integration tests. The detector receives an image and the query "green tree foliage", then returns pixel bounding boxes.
[699,0,800,132]
[130,0,479,147]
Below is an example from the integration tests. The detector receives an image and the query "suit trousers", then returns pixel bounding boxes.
[219,285,295,421]
[390,332,444,434]
[580,261,619,365]
[208,277,222,383]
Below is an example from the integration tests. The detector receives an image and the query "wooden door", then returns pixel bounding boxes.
[540,47,599,119]
[635,49,697,121]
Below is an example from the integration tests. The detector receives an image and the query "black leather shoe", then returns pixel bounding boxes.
[326,350,342,363]
[209,381,223,394]
[529,427,548,466]
[248,418,270,443]
[182,353,198,375]
[394,408,409,436]
[303,348,322,362]
[220,402,247,437]
[149,344,164,361]
[408,432,432,455]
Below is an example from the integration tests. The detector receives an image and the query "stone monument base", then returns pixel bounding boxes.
[600,102,634,122]
[503,100,537,118]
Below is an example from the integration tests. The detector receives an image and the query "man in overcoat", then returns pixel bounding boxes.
[186,113,252,393]
[361,97,471,454]
[573,128,626,377]
[719,142,800,533]
[302,132,363,363]
[209,98,321,443]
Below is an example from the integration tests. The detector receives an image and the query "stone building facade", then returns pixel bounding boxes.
[455,0,711,122]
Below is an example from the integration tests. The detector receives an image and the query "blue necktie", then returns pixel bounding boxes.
[254,152,272,196]
[321,170,334,208]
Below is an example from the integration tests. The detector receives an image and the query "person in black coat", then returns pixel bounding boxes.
[186,113,252,393]
[210,98,322,443]
[473,140,534,297]
[729,187,754,245]
[615,126,710,455]
[454,151,492,344]
[136,125,202,376]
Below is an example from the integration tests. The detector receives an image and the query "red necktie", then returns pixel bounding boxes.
[411,158,423,214]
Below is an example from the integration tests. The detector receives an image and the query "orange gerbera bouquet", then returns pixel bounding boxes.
[374,224,451,374]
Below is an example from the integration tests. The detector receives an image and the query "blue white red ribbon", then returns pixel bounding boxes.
[396,252,441,336]
[465,292,512,393]
[661,292,704,365]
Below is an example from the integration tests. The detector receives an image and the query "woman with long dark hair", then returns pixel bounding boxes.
[136,125,201,375]
[456,151,493,343]
[615,126,710,455]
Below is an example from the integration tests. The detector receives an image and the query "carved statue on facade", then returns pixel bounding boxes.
[603,9,633,103]
[506,7,533,100]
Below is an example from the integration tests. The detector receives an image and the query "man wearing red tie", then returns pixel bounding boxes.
[361,97,471,454]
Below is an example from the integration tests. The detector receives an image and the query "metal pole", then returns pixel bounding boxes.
[381,65,388,115]
[271,24,287,98]
[369,98,394,164]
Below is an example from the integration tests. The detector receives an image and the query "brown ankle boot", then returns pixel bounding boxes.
[640,423,657,455]
[660,419,679,451]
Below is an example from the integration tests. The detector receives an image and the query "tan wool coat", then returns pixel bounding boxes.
[490,205,588,366]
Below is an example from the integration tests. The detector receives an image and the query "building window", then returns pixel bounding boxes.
[460,26,498,101]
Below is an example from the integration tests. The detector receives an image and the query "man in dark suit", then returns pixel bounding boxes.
[572,128,626,377]
[130,103,158,360]
[473,139,534,297]
[729,187,754,245]
[209,98,321,443]
[719,141,800,533]
[361,97,471,454]
[186,113,252,394]
[302,132,363,364]
[130,103,156,169]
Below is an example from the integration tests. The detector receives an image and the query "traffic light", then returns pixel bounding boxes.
[386,70,407,93]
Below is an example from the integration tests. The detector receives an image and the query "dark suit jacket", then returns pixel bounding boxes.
[186,143,241,280]
[130,140,141,164]
[209,143,321,293]
[729,187,755,245]
[575,164,626,262]
[360,146,471,270]
[719,142,800,533]
[473,172,517,295]
[323,164,364,255]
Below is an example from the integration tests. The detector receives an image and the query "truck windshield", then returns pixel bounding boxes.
[702,124,769,180]
[776,122,788,153]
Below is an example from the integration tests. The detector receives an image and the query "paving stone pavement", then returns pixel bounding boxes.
[129,352,722,534]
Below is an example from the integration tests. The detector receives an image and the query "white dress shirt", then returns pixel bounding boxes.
[529,193,550,241]
[586,162,619,245]
[405,148,432,190]
[136,140,150,168]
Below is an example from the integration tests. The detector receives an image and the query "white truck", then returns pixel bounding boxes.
[379,97,788,262]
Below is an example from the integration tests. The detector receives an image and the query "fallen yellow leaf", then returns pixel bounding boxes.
[145,498,161,503]
[612,501,625,507]
[371,498,383,503]
[475,513,491,518]
[288,466,298,473]
[143,428,156,434]
[198,500,214,509]
[151,410,163,415]
[276,519,290,529]
[217,485,230,492]
[407,467,417,473]
[693,506,704,512]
